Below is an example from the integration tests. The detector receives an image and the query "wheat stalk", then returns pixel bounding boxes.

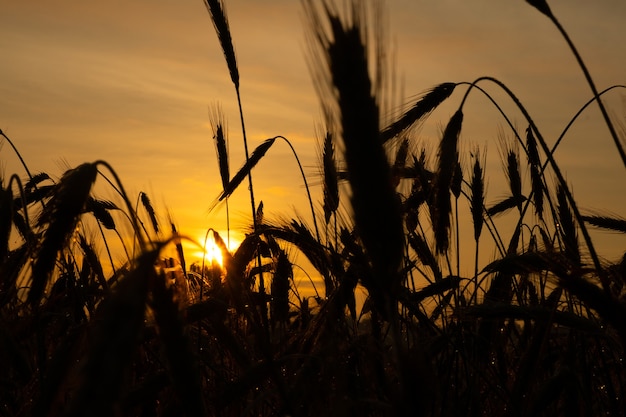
[306,1,404,313]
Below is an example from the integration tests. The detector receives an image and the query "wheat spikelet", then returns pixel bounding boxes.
[504,145,523,213]
[432,109,463,254]
[203,0,239,89]
[322,132,339,224]
[525,126,544,219]
[210,105,230,190]
[582,213,626,234]
[86,197,116,230]
[380,82,456,143]
[214,137,276,206]
[170,222,187,279]
[259,220,334,296]
[78,235,108,292]
[487,195,527,217]
[404,275,460,304]
[255,200,264,226]
[139,192,159,234]
[407,231,442,281]
[24,184,54,206]
[29,162,98,305]
[556,185,580,265]
[24,172,51,192]
[470,150,485,241]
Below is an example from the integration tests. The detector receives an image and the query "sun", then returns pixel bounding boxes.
[194,235,224,267]
[194,232,240,268]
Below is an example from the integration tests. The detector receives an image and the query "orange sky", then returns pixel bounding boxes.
[2,0,626,269]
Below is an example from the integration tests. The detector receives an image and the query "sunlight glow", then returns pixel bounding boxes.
[194,232,241,268]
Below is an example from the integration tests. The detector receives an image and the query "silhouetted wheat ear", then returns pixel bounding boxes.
[140,192,159,234]
[487,195,526,217]
[209,106,230,191]
[525,126,544,219]
[171,222,187,278]
[433,109,463,254]
[556,185,580,265]
[322,3,404,302]
[214,137,276,206]
[582,213,626,233]
[322,132,339,224]
[78,234,108,292]
[408,231,442,281]
[380,82,456,143]
[470,151,485,241]
[255,200,264,225]
[86,197,116,230]
[203,0,239,89]
[505,146,523,212]
[29,162,98,305]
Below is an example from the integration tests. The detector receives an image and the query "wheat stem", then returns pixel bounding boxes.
[275,135,320,242]
[465,77,607,290]
[538,8,626,170]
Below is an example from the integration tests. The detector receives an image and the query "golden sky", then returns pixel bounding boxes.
[1,0,626,266]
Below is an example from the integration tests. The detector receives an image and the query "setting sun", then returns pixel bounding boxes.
[193,231,240,268]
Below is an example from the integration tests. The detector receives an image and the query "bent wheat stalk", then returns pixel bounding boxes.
[527,0,626,169]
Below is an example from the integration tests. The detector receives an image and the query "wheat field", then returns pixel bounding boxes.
[1,0,626,416]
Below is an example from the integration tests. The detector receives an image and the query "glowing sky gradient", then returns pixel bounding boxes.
[2,1,626,267]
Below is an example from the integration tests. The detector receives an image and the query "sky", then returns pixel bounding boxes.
[1,0,626,273]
